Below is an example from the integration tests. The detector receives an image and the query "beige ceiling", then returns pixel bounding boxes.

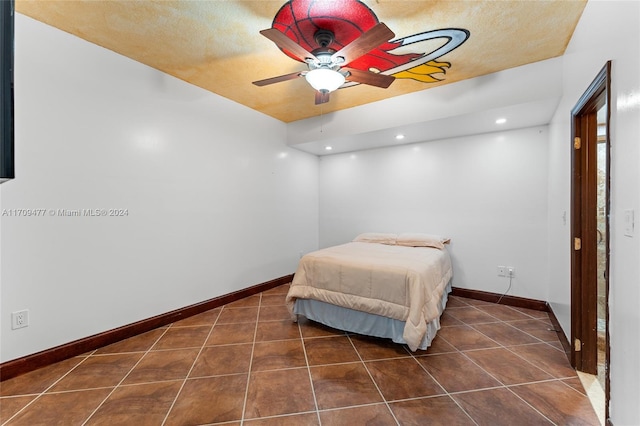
[16,0,587,123]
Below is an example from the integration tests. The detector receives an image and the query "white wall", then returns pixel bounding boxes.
[0,15,319,363]
[319,126,549,301]
[547,1,640,424]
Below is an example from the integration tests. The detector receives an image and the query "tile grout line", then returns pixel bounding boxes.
[447,304,504,323]
[298,315,322,425]
[503,384,559,426]
[505,305,552,320]
[240,410,318,424]
[486,317,560,346]
[80,327,172,426]
[462,316,542,351]
[412,333,479,426]
[159,308,223,426]
[443,376,576,396]
[345,334,401,426]
[316,401,402,419]
[238,294,262,426]
[501,342,571,380]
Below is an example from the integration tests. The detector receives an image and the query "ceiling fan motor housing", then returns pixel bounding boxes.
[307,29,343,71]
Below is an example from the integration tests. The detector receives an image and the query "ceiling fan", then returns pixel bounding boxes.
[252,23,396,105]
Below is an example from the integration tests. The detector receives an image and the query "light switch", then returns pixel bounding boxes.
[624,209,635,237]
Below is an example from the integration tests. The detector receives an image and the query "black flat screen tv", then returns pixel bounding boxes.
[1,0,15,183]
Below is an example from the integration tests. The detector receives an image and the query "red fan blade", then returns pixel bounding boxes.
[260,28,318,63]
[252,71,303,87]
[315,91,330,105]
[344,67,395,89]
[331,23,395,66]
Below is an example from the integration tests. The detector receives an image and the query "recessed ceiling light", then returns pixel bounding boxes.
[496,118,507,124]
[325,146,333,151]
[395,134,405,140]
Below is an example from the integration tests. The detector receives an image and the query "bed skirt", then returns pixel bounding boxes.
[293,280,452,350]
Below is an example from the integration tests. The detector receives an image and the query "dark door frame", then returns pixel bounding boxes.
[570,60,611,419]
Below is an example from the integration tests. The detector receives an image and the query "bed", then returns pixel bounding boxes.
[286,233,453,351]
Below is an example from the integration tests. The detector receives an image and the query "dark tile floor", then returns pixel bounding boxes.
[0,285,600,425]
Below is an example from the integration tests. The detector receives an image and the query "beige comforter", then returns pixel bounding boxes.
[286,242,452,351]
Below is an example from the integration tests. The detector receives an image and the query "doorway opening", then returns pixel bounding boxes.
[595,102,607,391]
[571,61,611,424]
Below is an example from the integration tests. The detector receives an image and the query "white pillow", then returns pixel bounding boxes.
[396,233,449,249]
[353,233,397,245]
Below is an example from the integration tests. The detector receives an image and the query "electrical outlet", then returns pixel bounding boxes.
[497,266,506,277]
[11,310,29,330]
[507,267,515,277]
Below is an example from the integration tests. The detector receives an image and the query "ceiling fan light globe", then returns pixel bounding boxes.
[305,68,345,93]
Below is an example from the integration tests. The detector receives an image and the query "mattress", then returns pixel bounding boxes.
[286,241,453,350]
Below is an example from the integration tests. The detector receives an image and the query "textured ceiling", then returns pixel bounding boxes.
[16,0,587,123]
